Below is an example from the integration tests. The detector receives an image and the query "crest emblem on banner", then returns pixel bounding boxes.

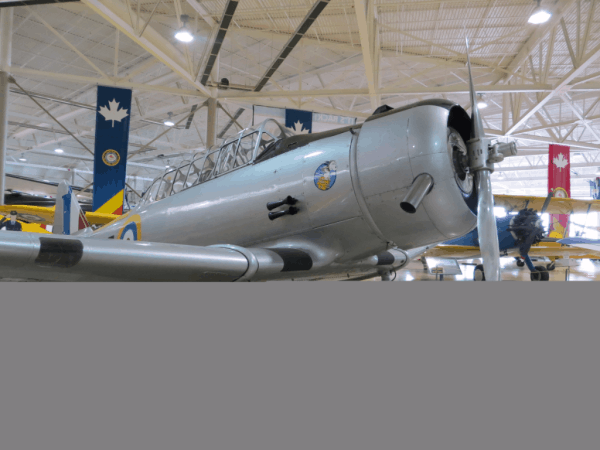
[102,149,120,166]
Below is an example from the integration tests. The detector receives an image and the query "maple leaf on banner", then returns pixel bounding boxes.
[287,120,310,135]
[553,153,569,171]
[99,99,129,127]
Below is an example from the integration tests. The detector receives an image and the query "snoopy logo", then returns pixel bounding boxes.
[314,160,337,191]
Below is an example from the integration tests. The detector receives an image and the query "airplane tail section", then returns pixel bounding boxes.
[54,181,91,235]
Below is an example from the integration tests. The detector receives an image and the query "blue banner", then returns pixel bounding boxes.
[589,177,600,200]
[285,108,312,134]
[93,86,132,214]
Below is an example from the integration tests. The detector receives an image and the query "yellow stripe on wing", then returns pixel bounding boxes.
[0,205,55,224]
[85,211,121,225]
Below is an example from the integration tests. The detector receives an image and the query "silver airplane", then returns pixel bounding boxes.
[0,41,517,281]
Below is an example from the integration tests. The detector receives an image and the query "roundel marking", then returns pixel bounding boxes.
[314,160,337,191]
[118,214,142,241]
[102,149,121,166]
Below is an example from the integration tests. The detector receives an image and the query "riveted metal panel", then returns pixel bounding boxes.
[364,187,447,248]
[355,109,413,199]
[300,131,362,229]
[406,105,449,157]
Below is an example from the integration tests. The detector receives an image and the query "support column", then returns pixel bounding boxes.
[206,97,217,148]
[0,8,13,206]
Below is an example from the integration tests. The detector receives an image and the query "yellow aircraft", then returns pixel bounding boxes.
[422,193,600,280]
[0,214,50,234]
[0,205,119,227]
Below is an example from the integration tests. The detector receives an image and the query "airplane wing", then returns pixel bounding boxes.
[0,216,51,234]
[0,231,429,282]
[422,245,482,259]
[492,240,600,259]
[85,211,122,225]
[0,205,56,225]
[0,205,119,226]
[3,229,386,281]
[494,195,600,214]
[0,231,288,281]
[423,242,600,261]
[555,238,600,256]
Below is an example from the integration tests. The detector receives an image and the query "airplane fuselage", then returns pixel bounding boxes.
[90,100,479,278]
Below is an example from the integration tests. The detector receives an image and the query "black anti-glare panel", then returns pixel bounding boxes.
[200,0,239,86]
[253,1,330,92]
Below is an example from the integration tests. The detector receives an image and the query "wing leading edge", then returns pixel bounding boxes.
[0,232,307,281]
[494,195,600,215]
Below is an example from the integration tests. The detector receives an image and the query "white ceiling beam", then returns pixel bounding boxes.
[220,98,370,119]
[496,161,600,172]
[185,0,217,27]
[10,67,205,98]
[560,92,600,142]
[218,83,577,100]
[354,0,377,110]
[512,115,600,134]
[505,40,600,135]
[230,26,497,72]
[498,0,578,84]
[81,0,212,97]
[560,18,578,69]
[26,7,111,81]
[7,161,155,181]
[487,129,600,151]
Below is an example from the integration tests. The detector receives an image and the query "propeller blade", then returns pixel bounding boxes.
[540,189,554,215]
[476,171,501,280]
[466,38,501,280]
[466,38,485,141]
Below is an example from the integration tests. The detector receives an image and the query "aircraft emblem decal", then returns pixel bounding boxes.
[553,153,568,171]
[99,99,129,127]
[314,161,337,191]
[102,149,121,166]
[118,214,142,241]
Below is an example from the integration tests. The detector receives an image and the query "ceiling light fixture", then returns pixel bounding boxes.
[477,94,488,109]
[19,154,27,161]
[528,0,551,24]
[175,15,194,43]
[55,148,64,153]
[164,112,175,127]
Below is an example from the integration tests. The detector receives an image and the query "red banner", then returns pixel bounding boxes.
[548,144,570,238]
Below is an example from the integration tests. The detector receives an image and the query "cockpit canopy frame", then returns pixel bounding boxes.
[140,119,293,206]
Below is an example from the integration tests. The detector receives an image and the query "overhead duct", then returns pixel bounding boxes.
[199,1,239,86]
[253,0,330,92]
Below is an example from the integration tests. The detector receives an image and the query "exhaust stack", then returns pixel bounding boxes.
[400,174,434,214]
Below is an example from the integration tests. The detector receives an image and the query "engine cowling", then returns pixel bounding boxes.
[355,101,477,249]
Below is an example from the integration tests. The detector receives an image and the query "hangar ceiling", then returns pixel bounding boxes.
[2,0,600,197]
